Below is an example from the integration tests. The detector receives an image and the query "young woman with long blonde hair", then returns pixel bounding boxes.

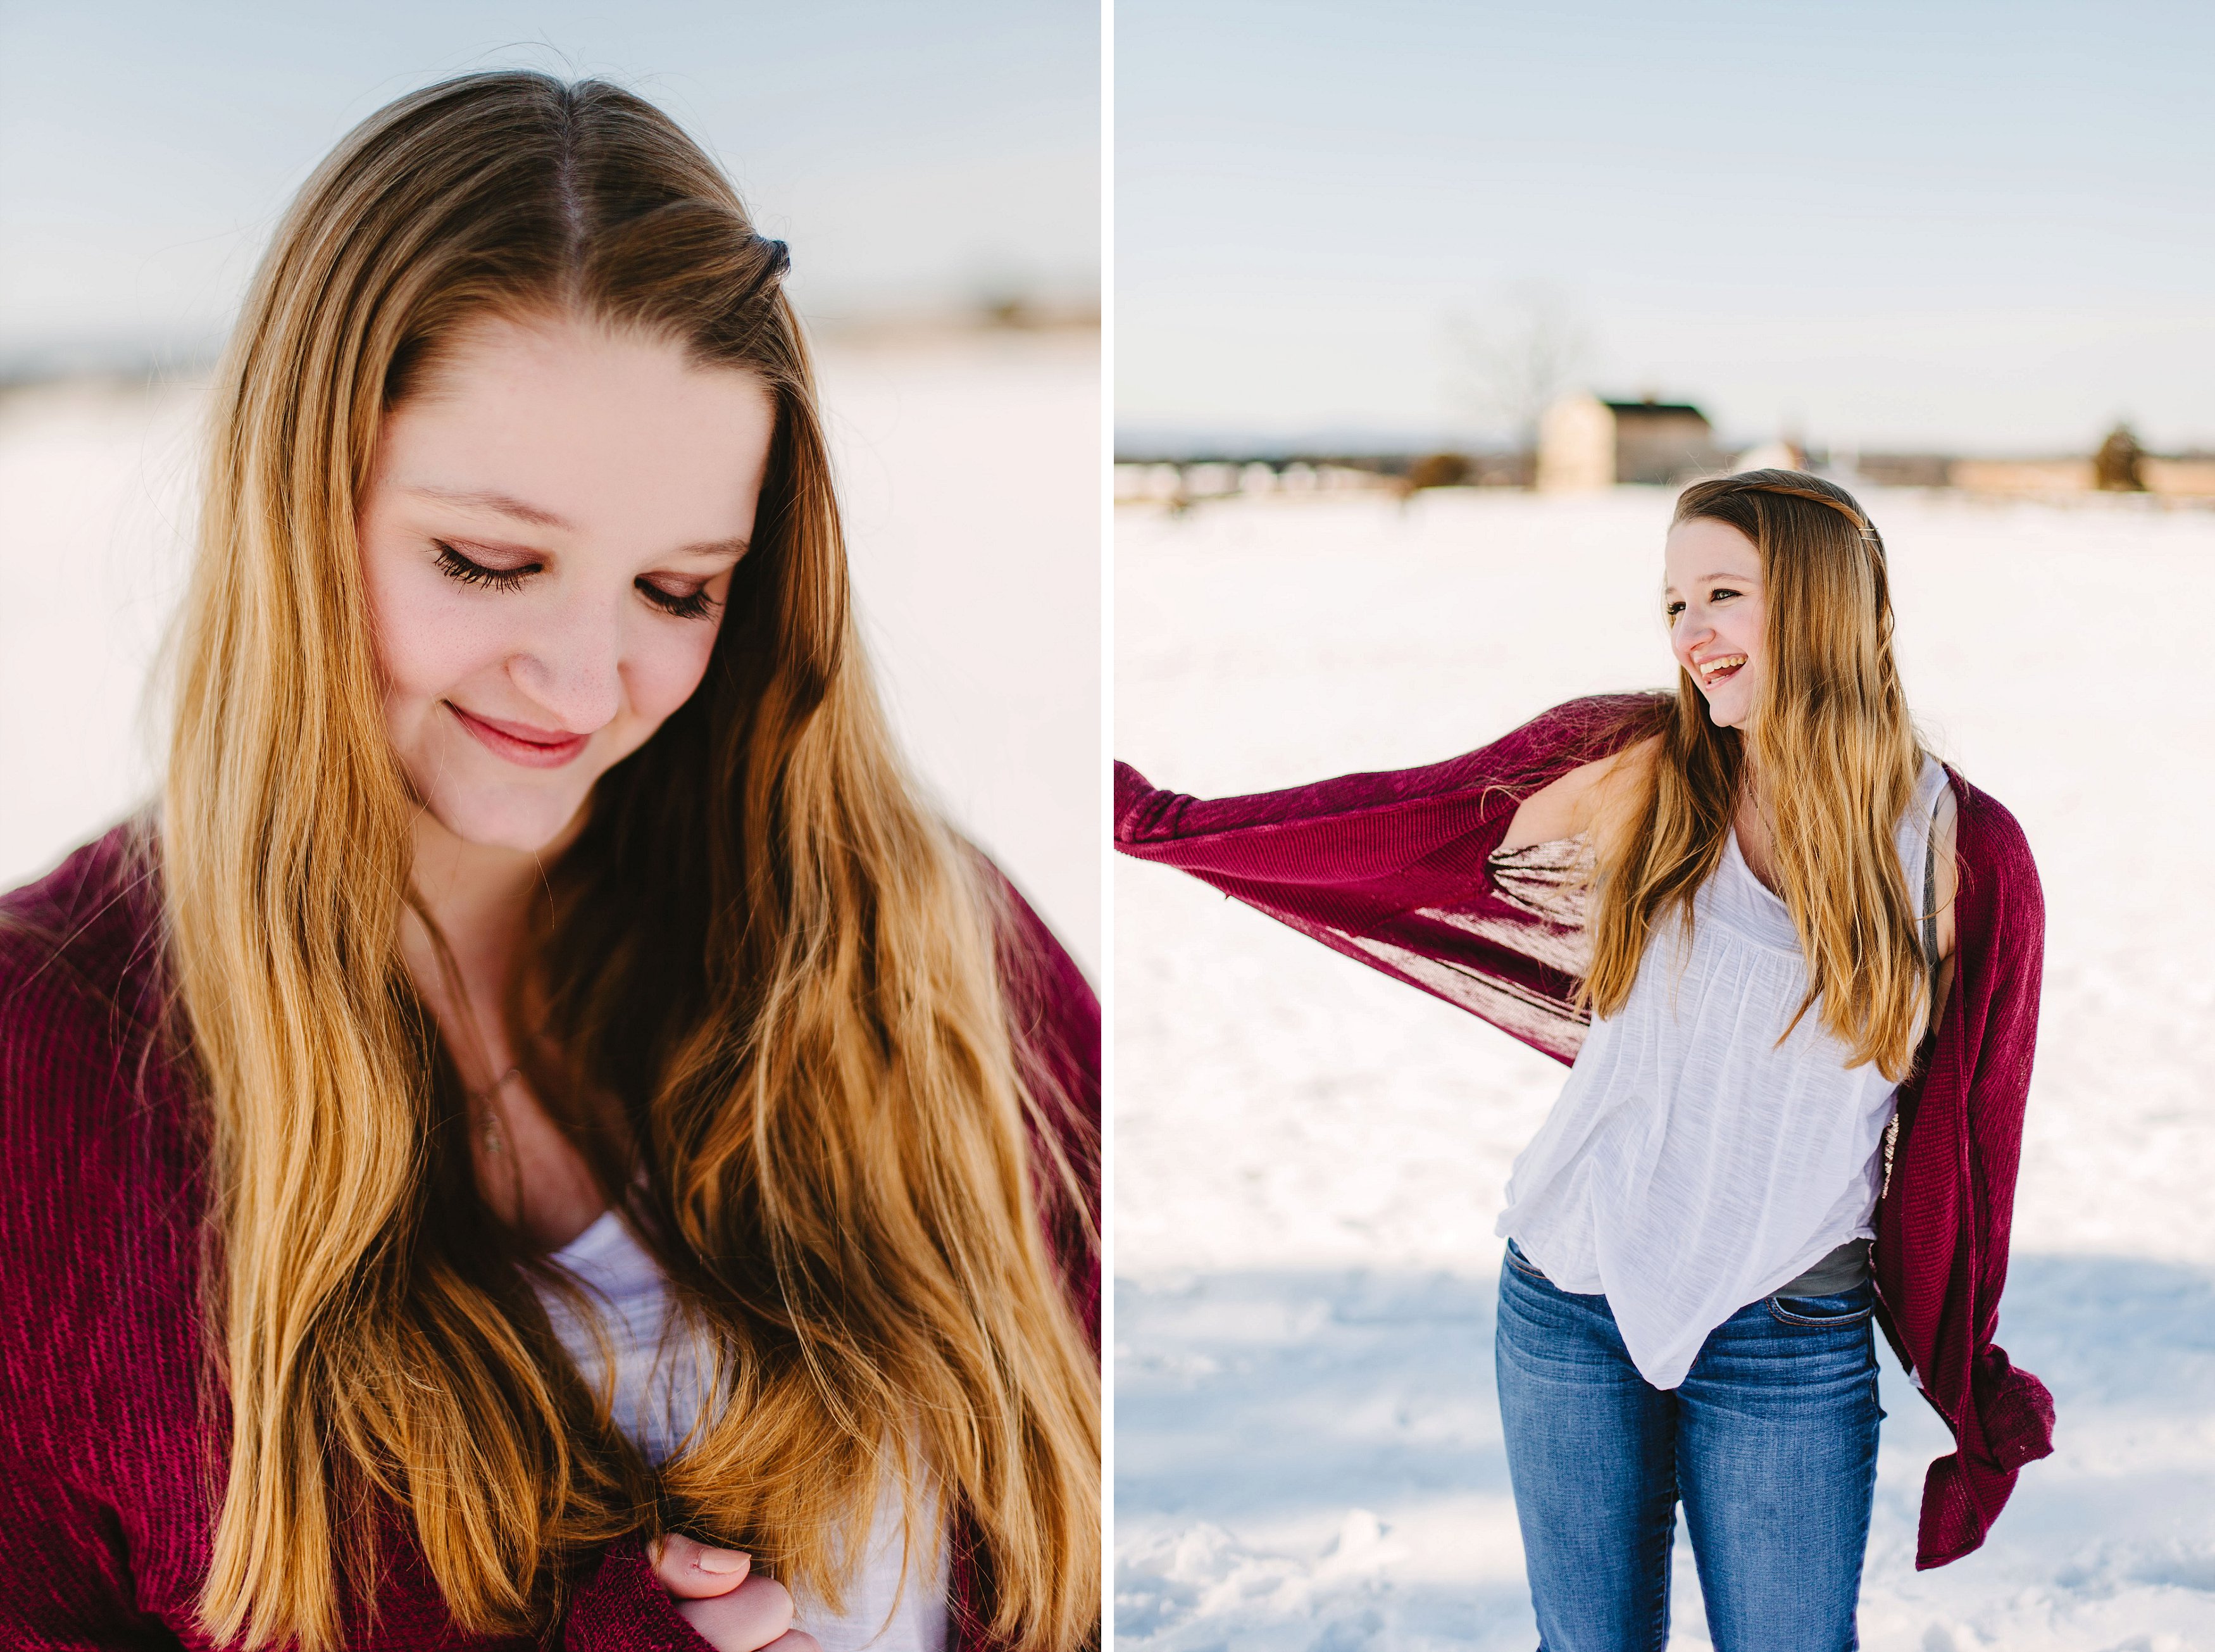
[0,73,1097,1652]
[1116,471,2052,1649]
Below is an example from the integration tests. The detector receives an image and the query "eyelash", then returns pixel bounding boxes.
[646,585,718,620]
[433,541,720,620]
[435,541,528,592]
[1664,587,1740,618]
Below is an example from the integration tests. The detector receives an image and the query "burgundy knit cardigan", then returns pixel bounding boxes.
[1116,692,2054,1570]
[0,820,1099,1650]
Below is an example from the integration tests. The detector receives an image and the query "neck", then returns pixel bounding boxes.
[401,806,582,1053]
[412,822,534,961]
[402,806,609,1246]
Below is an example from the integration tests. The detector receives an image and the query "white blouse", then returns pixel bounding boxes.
[535,1211,950,1652]
[1495,755,1947,1390]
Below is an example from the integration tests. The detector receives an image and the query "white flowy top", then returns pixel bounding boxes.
[1495,754,1947,1390]
[535,1211,950,1652]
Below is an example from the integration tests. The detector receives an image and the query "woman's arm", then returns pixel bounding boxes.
[1875,777,2054,1567]
[1117,693,1667,883]
[1495,734,1659,853]
[0,905,204,1649]
[971,849,1099,1346]
[0,1488,153,1650]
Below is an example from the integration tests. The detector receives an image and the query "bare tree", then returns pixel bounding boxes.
[1446,282,1592,457]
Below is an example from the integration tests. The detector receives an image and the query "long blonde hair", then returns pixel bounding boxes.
[1583,470,1931,1079]
[163,71,1097,1651]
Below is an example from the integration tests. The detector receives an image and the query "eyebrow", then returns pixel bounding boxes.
[401,483,750,560]
[404,484,572,527]
[1663,572,1759,593]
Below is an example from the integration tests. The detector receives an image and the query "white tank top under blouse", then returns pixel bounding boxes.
[534,1210,950,1652]
[1495,754,1949,1391]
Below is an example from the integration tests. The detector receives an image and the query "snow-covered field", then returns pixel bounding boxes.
[1114,487,2215,1649]
[0,328,1101,972]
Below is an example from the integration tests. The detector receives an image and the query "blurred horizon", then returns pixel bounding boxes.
[1117,0,2215,457]
[0,1,1099,384]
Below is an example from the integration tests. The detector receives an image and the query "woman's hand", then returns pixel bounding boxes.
[650,1534,823,1652]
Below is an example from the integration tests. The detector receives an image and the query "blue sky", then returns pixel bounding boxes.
[1116,0,2215,453]
[0,1,1098,372]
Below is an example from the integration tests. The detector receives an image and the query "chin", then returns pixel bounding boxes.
[422,782,590,854]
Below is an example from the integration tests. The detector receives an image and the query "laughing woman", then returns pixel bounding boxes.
[0,75,1097,1652]
[1116,472,2051,1650]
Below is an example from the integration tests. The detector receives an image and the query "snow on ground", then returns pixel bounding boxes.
[1114,485,2215,1650]
[0,328,1100,972]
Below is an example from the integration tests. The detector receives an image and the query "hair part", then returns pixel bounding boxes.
[1581,469,1933,1080]
[165,70,1096,1651]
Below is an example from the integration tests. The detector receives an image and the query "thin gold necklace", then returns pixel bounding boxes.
[469,1063,523,1155]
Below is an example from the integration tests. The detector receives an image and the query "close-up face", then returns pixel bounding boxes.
[1663,515,1768,731]
[357,310,777,856]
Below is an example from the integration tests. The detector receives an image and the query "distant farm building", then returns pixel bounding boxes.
[1539,394,1727,491]
[1943,454,2215,500]
[1861,426,2215,500]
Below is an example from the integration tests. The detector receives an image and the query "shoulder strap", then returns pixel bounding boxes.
[1920,781,1943,1034]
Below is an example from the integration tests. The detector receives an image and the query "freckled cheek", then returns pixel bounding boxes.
[368,571,523,709]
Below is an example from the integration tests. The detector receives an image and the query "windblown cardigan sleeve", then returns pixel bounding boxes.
[1114,692,2054,1569]
[0,821,1098,1649]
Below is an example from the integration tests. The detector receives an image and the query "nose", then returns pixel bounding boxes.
[507,587,625,734]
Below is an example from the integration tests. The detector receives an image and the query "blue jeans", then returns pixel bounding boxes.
[1494,1238,1882,1652]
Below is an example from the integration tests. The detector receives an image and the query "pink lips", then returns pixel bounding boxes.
[447,703,590,768]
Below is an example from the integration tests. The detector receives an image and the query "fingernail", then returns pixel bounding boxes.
[696,1548,749,1574]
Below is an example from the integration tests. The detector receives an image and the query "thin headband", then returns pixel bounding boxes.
[1723,477,1879,542]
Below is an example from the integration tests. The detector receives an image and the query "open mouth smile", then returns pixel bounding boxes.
[1695,653,1749,686]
